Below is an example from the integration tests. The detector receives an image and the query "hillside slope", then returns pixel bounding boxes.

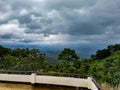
[89,50,120,87]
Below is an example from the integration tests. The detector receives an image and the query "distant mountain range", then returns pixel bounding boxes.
[1,43,108,59]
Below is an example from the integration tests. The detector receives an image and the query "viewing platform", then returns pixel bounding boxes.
[0,71,101,90]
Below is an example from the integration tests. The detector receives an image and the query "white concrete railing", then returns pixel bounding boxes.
[0,73,100,90]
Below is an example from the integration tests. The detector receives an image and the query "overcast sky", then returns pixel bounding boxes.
[0,0,120,51]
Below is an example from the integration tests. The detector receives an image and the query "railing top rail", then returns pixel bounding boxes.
[37,72,89,79]
[0,70,35,75]
[90,76,101,90]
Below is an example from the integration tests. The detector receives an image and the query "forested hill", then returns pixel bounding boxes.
[1,44,120,88]
[90,44,120,60]
[86,44,120,87]
[88,50,120,87]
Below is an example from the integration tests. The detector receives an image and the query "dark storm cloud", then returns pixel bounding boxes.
[19,39,32,43]
[44,0,96,10]
[0,34,17,39]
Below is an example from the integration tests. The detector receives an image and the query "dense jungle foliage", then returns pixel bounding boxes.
[0,44,120,88]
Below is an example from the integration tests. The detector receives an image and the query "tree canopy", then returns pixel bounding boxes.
[58,48,79,65]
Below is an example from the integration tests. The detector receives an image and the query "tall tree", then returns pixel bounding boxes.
[91,49,111,60]
[58,48,79,65]
[0,45,11,57]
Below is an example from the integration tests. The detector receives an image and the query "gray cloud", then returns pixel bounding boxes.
[0,0,120,45]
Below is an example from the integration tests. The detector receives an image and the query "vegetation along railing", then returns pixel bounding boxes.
[0,70,88,78]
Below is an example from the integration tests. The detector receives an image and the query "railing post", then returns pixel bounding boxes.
[87,77,92,89]
[76,87,79,90]
[88,77,100,90]
[31,73,36,84]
